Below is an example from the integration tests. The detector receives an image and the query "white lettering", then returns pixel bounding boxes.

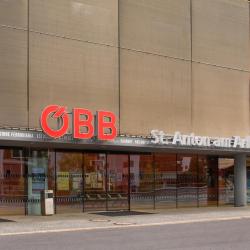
[173,132,182,145]
[233,136,242,148]
[150,130,250,149]
[151,130,160,144]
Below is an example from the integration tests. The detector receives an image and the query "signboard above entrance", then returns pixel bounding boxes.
[0,128,250,154]
[40,105,117,140]
[151,130,250,149]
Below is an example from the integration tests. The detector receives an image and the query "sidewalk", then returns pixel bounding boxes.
[1,206,250,236]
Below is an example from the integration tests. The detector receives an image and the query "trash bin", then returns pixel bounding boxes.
[41,190,54,216]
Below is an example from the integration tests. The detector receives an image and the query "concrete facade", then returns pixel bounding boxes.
[0,0,250,212]
[0,0,249,137]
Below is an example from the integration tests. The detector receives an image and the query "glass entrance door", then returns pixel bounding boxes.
[247,158,250,203]
[130,154,154,210]
[198,156,218,206]
[107,154,129,210]
[55,152,83,213]
[84,153,107,211]
[27,150,48,215]
[177,155,198,207]
[155,154,177,209]
[218,158,234,206]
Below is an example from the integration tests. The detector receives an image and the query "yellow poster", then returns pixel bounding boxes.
[57,172,69,191]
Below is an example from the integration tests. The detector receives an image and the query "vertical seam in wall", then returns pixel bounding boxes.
[249,76,250,135]
[118,0,121,134]
[190,0,193,132]
[27,0,30,128]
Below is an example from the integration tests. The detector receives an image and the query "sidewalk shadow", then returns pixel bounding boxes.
[0,218,15,223]
[91,211,155,217]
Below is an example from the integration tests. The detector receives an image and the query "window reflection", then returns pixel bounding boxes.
[107,154,129,210]
[177,155,198,207]
[247,158,250,203]
[27,150,49,215]
[198,156,218,206]
[55,152,83,213]
[84,153,106,211]
[0,148,239,215]
[218,158,234,206]
[155,154,177,208]
[130,154,154,209]
[0,149,25,215]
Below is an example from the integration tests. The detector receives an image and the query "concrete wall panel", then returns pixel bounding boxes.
[192,63,249,137]
[120,49,191,135]
[29,32,118,127]
[30,0,118,46]
[192,0,249,71]
[0,28,28,127]
[0,0,27,29]
[120,0,191,59]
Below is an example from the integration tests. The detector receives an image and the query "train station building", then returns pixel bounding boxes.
[0,0,250,215]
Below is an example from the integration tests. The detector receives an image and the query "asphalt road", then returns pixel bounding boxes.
[1,218,250,250]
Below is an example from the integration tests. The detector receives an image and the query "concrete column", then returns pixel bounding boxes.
[234,154,247,207]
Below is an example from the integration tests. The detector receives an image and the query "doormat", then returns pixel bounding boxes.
[90,211,155,217]
[0,218,15,223]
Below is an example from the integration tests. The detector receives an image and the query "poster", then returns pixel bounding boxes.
[32,167,45,193]
[57,172,69,191]
[72,176,82,191]
[90,173,98,188]
[181,157,191,172]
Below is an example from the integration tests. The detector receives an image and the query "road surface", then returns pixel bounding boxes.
[1,218,250,250]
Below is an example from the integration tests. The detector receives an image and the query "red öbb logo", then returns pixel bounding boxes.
[40,105,117,140]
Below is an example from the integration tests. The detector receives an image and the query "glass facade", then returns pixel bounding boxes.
[55,152,83,213]
[130,154,154,209]
[0,148,236,215]
[84,153,106,211]
[155,154,176,209]
[27,150,49,215]
[218,158,234,206]
[198,156,218,207]
[107,154,129,210]
[247,158,250,203]
[177,155,198,208]
[0,149,25,215]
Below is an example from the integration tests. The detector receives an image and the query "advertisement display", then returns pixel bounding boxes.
[57,172,70,191]
[32,167,45,193]
[72,175,82,192]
